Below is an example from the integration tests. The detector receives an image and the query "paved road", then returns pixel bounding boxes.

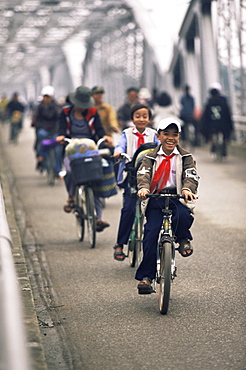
[1,120,246,370]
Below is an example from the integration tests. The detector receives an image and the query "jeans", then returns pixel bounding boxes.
[135,198,194,281]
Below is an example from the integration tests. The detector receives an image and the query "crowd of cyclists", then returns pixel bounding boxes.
[0,83,233,292]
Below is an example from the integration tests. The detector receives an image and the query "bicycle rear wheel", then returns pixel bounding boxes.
[85,187,96,248]
[128,228,136,267]
[75,187,85,242]
[159,241,172,315]
[128,203,143,268]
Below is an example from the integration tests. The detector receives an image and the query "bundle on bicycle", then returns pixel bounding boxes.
[136,116,199,314]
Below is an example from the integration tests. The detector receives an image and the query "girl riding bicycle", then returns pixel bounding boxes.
[136,117,199,294]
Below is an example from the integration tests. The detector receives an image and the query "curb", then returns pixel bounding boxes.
[0,140,48,370]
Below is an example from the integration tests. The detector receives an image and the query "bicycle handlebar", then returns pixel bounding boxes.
[146,193,185,200]
[113,152,131,165]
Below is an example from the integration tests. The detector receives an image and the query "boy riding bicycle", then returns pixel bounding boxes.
[136,117,199,294]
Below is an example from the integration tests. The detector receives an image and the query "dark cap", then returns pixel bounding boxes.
[91,86,105,94]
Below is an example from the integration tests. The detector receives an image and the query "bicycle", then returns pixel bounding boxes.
[127,195,144,268]
[118,153,143,268]
[41,138,60,186]
[211,130,227,161]
[74,183,96,248]
[65,138,112,248]
[146,192,185,315]
[115,142,157,268]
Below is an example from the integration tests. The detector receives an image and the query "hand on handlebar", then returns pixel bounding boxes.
[103,135,113,147]
[138,189,149,200]
[113,151,122,158]
[181,189,197,203]
[56,135,65,143]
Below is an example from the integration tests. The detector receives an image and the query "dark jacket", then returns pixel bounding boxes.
[201,96,233,139]
[7,100,25,115]
[58,105,105,141]
[33,100,60,133]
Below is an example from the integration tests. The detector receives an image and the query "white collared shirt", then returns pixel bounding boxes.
[131,127,149,154]
[156,147,179,188]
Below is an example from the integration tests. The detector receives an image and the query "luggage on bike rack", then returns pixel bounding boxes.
[93,159,117,198]
[70,149,103,185]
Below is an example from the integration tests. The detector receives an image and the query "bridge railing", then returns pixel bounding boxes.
[233,115,246,144]
[0,184,30,370]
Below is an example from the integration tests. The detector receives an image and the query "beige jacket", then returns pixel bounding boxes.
[96,102,119,135]
[137,144,199,210]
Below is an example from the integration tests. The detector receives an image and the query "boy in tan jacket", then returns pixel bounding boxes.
[136,117,199,294]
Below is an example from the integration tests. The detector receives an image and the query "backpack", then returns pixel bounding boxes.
[124,142,157,189]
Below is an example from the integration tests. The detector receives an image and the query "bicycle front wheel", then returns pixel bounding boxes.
[159,241,172,315]
[47,148,55,186]
[75,187,85,242]
[85,187,96,248]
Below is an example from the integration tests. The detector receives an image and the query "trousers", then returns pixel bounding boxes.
[116,180,137,246]
[135,197,194,281]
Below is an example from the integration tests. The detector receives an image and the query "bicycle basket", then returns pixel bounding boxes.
[70,154,103,185]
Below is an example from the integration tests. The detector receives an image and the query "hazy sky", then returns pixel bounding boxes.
[128,0,190,72]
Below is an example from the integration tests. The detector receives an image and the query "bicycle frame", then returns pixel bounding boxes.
[211,131,226,161]
[147,193,184,314]
[127,196,144,268]
[41,138,58,186]
[74,183,96,248]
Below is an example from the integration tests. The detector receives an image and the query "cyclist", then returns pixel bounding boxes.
[56,85,113,232]
[136,117,199,294]
[112,104,160,261]
[200,87,234,157]
[32,86,62,174]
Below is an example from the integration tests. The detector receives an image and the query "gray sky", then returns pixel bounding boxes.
[128,0,190,72]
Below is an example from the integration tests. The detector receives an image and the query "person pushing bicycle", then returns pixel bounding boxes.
[136,117,199,294]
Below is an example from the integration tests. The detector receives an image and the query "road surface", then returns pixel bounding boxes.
[0,119,245,370]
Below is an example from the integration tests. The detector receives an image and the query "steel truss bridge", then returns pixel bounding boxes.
[0,0,245,139]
